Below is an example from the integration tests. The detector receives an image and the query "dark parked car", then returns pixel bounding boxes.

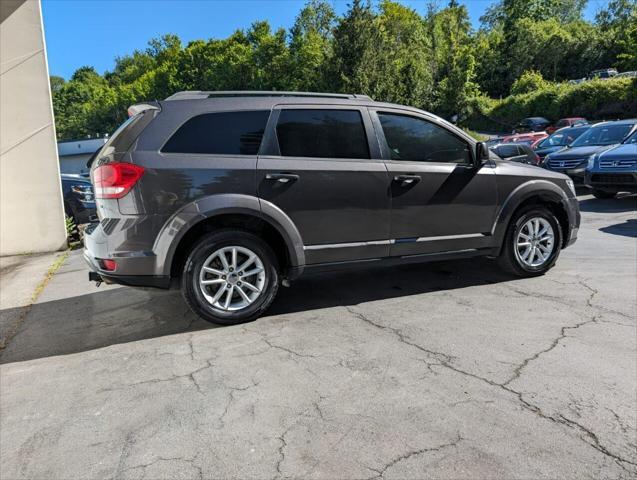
[61,174,96,225]
[545,117,587,135]
[585,130,637,198]
[535,125,591,161]
[84,91,580,324]
[543,120,637,183]
[513,117,551,133]
[490,143,541,165]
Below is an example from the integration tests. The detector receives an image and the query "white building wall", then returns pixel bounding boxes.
[0,0,66,255]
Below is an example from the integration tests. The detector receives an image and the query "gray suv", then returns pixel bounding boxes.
[84,91,580,324]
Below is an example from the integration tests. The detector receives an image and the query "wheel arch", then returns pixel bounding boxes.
[492,181,571,255]
[152,194,305,280]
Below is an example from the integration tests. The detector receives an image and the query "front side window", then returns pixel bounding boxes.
[378,113,471,163]
[162,110,270,155]
[276,109,369,159]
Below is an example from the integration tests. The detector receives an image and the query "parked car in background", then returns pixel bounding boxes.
[61,174,96,225]
[485,137,505,148]
[589,68,618,80]
[544,120,637,183]
[502,131,548,146]
[490,143,541,165]
[535,125,591,161]
[513,117,551,133]
[546,117,587,135]
[83,91,580,325]
[615,71,637,79]
[585,130,637,198]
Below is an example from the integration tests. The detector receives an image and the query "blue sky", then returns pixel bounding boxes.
[42,0,608,79]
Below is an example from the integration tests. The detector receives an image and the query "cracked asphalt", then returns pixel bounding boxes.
[1,193,636,479]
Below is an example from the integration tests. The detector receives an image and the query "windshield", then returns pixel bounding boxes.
[539,127,589,147]
[570,124,634,147]
[624,131,637,144]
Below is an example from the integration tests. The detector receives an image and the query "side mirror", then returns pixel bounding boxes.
[474,142,489,167]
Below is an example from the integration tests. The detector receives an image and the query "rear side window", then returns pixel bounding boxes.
[276,109,369,159]
[162,110,270,155]
[378,113,471,163]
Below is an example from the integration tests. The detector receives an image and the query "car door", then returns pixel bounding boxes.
[257,105,391,264]
[370,109,498,257]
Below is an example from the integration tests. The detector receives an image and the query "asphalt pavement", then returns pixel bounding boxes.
[1,193,635,479]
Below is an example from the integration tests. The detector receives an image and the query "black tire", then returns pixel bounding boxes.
[497,206,562,277]
[181,229,280,325]
[592,189,617,199]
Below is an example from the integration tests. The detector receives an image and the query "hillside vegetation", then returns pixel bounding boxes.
[51,0,637,139]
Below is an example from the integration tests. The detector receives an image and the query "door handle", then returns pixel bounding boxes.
[266,173,300,183]
[393,174,421,185]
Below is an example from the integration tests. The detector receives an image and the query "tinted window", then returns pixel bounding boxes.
[496,145,520,159]
[162,111,269,155]
[378,113,471,163]
[276,109,369,159]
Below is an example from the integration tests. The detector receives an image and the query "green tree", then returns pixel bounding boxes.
[427,1,479,117]
[49,75,65,94]
[330,0,377,93]
[481,0,587,28]
[288,0,336,91]
[595,0,637,70]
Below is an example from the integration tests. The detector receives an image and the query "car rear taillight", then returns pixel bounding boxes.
[93,163,145,199]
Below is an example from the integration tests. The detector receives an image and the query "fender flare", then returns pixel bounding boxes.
[491,180,569,250]
[152,194,305,276]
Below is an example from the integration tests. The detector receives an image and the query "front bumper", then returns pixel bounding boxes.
[83,222,170,289]
[563,196,580,247]
[584,171,637,192]
[547,167,586,184]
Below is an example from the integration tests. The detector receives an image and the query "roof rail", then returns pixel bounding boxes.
[164,91,372,101]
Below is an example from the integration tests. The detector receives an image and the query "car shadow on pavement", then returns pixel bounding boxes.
[599,218,637,238]
[0,257,511,365]
[578,193,637,213]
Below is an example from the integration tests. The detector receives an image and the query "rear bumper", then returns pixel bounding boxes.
[83,222,170,289]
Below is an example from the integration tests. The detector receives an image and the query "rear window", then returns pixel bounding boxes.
[162,110,270,155]
[102,109,157,154]
[276,109,369,159]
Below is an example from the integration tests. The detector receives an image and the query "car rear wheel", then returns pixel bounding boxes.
[497,206,562,277]
[591,189,617,199]
[182,230,280,325]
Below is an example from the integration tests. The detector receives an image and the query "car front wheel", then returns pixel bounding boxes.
[497,206,562,277]
[182,230,280,325]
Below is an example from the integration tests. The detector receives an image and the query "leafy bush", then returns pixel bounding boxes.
[465,77,637,132]
[510,70,548,95]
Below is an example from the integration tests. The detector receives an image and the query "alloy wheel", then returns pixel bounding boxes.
[198,246,266,311]
[515,217,555,268]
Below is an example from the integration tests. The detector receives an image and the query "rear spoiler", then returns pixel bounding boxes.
[127,101,161,118]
